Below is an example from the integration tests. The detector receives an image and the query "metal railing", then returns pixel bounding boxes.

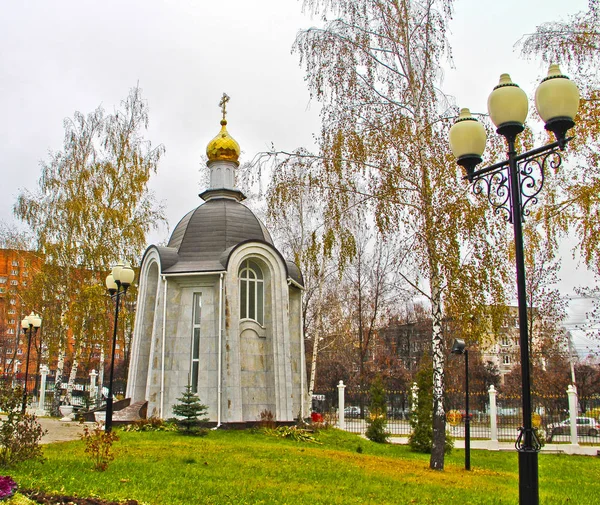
[314,383,600,445]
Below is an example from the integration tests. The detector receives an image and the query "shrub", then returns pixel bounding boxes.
[80,424,119,471]
[0,386,46,467]
[365,377,389,443]
[262,426,321,444]
[172,385,209,435]
[121,417,177,433]
[409,356,453,454]
[585,407,600,421]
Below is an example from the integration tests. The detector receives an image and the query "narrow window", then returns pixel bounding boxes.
[191,293,201,393]
[239,260,264,325]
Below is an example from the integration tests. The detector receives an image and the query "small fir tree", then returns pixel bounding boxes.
[409,355,453,454]
[365,376,389,443]
[172,385,209,434]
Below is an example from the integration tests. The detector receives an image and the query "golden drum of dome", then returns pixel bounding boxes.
[206,119,240,163]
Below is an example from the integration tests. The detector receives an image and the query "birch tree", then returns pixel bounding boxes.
[14,86,165,413]
[518,1,600,357]
[268,0,510,470]
[518,1,600,272]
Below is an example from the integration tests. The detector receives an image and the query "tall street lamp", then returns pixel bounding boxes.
[20,312,42,414]
[104,261,135,433]
[450,338,470,471]
[449,64,579,505]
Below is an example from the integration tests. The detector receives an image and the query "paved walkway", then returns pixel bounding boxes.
[388,436,600,456]
[38,418,90,444]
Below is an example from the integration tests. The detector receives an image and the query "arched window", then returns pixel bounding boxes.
[190,293,202,393]
[239,259,264,325]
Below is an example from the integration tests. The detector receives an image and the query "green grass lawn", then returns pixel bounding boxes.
[9,428,600,505]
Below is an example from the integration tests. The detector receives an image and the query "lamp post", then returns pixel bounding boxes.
[451,338,470,471]
[20,312,42,414]
[104,261,135,433]
[449,64,580,505]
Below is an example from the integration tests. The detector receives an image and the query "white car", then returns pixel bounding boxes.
[344,406,365,418]
[549,416,599,437]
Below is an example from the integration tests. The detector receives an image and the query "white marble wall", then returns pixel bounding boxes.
[129,245,307,424]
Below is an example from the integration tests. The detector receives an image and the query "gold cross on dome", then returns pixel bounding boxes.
[219,93,230,120]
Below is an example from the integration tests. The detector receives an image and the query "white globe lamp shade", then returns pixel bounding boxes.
[111,262,124,283]
[120,264,135,287]
[487,74,529,136]
[449,108,487,178]
[105,274,118,292]
[535,64,579,141]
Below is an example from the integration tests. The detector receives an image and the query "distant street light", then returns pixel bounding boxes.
[20,312,42,414]
[450,338,470,471]
[104,261,135,433]
[449,64,579,505]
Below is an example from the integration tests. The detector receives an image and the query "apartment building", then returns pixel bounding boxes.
[0,248,41,374]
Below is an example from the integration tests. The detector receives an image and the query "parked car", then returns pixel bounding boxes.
[344,406,365,418]
[548,416,599,437]
[387,407,409,420]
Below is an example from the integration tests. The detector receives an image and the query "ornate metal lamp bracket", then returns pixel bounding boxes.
[472,166,512,222]
[468,140,567,223]
[515,426,542,452]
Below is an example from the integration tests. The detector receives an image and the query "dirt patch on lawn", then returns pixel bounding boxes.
[23,490,139,505]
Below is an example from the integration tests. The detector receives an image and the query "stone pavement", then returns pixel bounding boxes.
[37,418,91,444]
[389,435,600,456]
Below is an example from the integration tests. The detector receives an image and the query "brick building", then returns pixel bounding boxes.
[0,248,41,374]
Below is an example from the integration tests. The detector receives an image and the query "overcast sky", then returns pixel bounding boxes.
[1,0,596,344]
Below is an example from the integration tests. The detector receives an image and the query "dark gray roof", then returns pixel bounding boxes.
[285,261,304,287]
[161,198,273,274]
[144,197,303,286]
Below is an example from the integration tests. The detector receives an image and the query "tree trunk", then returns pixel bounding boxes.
[307,256,328,402]
[98,349,105,404]
[51,346,65,416]
[430,276,446,470]
[66,351,80,405]
[308,334,319,400]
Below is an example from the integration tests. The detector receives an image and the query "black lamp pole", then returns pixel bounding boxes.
[20,312,41,414]
[467,129,573,504]
[105,284,122,433]
[464,349,470,470]
[21,325,34,414]
[105,262,134,433]
[451,339,470,471]
[449,65,580,505]
[505,131,538,503]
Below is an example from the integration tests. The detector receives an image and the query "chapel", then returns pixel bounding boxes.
[126,96,308,425]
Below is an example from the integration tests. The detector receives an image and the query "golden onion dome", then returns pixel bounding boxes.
[206,118,240,164]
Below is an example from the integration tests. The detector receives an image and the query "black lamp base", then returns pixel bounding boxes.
[496,122,525,140]
[545,117,575,148]
[457,155,483,181]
